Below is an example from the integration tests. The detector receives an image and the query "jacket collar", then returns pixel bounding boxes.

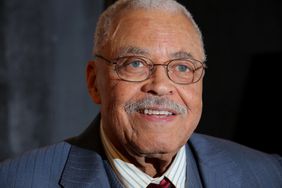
[189,134,242,187]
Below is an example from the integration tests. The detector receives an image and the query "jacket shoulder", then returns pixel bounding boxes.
[189,133,282,186]
[190,133,282,159]
[0,142,71,187]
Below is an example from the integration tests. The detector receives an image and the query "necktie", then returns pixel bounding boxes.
[146,177,175,188]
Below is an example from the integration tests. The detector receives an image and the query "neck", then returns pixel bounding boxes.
[125,150,178,177]
[101,122,178,177]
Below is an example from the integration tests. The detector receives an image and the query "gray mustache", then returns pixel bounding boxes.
[124,96,187,114]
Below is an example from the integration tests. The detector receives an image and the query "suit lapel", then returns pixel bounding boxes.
[59,114,122,188]
[59,145,111,188]
[189,134,242,188]
[185,144,204,188]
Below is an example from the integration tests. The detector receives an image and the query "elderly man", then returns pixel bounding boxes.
[0,0,281,187]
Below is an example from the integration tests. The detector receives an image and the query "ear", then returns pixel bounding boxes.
[86,61,101,104]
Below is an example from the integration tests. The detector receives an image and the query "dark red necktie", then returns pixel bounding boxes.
[146,177,175,188]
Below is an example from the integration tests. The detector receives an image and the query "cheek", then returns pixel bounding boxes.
[99,81,143,148]
[105,82,140,106]
[99,79,142,123]
[178,83,203,110]
[96,67,124,106]
[177,83,203,135]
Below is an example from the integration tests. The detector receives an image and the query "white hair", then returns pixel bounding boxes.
[93,0,206,59]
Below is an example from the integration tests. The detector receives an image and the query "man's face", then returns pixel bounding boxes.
[88,9,205,158]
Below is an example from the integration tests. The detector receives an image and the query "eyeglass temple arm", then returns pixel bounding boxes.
[95,54,117,64]
[194,62,207,71]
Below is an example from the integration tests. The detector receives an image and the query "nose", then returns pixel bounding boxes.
[141,66,174,96]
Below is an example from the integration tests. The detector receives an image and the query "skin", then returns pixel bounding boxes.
[87,9,205,177]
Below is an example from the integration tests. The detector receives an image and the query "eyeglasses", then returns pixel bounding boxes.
[95,54,207,85]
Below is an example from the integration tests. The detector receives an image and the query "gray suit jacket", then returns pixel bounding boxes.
[1,115,282,187]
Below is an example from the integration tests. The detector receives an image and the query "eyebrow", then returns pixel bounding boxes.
[117,46,195,60]
[170,51,194,59]
[117,46,149,57]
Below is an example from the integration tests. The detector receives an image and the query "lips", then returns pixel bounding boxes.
[138,108,176,116]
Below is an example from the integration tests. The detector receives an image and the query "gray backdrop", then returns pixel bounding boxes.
[0,0,102,160]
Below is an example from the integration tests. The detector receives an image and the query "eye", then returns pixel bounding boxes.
[118,58,148,74]
[175,64,191,72]
[122,58,147,70]
[128,60,144,68]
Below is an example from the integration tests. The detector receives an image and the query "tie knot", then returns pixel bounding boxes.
[146,177,174,188]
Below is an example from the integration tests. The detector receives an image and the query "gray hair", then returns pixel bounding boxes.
[93,0,206,60]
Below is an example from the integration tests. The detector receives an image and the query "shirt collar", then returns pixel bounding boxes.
[100,121,186,188]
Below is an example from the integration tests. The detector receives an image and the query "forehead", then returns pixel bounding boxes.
[106,9,203,60]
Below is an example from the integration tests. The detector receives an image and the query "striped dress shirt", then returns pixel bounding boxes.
[100,122,186,188]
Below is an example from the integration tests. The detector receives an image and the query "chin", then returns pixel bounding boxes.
[131,138,183,157]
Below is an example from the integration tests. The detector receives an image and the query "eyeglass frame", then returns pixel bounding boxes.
[94,54,207,85]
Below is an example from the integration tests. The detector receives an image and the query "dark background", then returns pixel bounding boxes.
[0,0,281,160]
